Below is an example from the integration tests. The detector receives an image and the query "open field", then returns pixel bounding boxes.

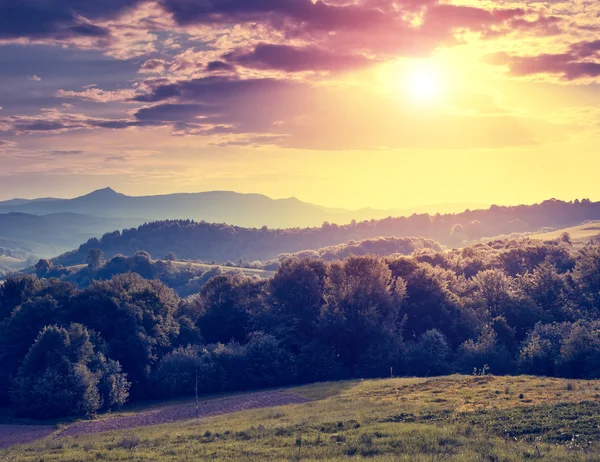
[531,221,600,245]
[2,375,600,461]
[169,261,276,278]
[63,260,276,279]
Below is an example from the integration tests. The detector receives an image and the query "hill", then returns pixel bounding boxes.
[0,213,146,274]
[51,198,600,266]
[0,188,484,229]
[3,375,600,460]
[531,220,600,246]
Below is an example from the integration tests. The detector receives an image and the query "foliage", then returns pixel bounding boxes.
[11,324,129,419]
[3,239,600,418]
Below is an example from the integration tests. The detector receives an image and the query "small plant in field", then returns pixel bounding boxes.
[566,382,574,391]
[519,393,525,399]
[473,364,490,376]
[117,434,141,451]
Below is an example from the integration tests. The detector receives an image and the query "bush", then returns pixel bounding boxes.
[152,346,221,398]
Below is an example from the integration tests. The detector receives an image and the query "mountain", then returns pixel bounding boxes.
[0,197,62,207]
[0,188,486,229]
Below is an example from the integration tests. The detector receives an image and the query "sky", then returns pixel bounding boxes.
[1,0,599,210]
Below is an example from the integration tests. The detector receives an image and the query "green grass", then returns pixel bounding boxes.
[530,221,600,245]
[3,375,600,461]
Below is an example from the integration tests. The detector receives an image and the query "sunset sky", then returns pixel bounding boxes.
[1,0,599,209]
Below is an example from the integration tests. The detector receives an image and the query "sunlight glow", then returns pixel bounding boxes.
[405,60,442,102]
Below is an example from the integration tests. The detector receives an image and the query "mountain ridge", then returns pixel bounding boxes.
[0,188,487,228]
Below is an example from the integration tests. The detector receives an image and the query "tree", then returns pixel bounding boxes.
[70,274,179,397]
[269,259,327,352]
[195,273,262,345]
[320,256,405,370]
[86,249,105,271]
[34,259,53,276]
[560,232,572,246]
[404,329,451,377]
[556,321,600,379]
[572,247,600,313]
[11,324,129,419]
[518,323,570,376]
[456,324,514,375]
[0,274,41,320]
[520,262,570,322]
[152,346,220,398]
[392,262,462,345]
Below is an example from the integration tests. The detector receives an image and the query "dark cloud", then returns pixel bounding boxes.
[104,156,127,162]
[49,150,85,155]
[132,76,295,104]
[491,40,600,80]
[0,0,142,40]
[223,43,374,73]
[159,0,390,30]
[206,61,236,73]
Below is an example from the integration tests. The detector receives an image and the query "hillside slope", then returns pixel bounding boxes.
[3,375,599,460]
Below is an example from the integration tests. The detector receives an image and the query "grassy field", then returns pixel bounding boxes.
[169,261,276,278]
[531,221,600,245]
[64,260,276,279]
[3,375,600,461]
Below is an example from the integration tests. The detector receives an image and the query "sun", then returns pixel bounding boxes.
[405,60,442,102]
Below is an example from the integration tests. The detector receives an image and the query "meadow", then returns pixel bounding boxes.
[531,221,600,246]
[3,374,600,461]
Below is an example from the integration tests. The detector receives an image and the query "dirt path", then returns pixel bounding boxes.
[58,390,307,438]
[0,425,55,449]
[0,390,306,449]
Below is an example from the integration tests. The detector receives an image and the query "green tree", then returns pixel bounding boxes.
[70,274,179,397]
[11,324,129,419]
[86,249,106,271]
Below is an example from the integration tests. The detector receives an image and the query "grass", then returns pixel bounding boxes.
[169,261,276,278]
[64,260,276,279]
[530,221,600,245]
[3,375,600,461]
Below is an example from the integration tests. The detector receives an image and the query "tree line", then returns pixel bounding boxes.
[2,236,600,419]
[54,198,600,265]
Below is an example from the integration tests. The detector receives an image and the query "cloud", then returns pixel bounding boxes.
[27,74,42,81]
[55,88,139,102]
[490,39,600,81]
[49,150,85,156]
[0,0,141,41]
[223,43,375,73]
[105,156,127,162]
[139,58,169,73]
[0,109,140,134]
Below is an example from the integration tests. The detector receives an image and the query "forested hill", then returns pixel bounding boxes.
[53,198,600,265]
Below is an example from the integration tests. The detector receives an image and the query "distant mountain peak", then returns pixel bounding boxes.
[83,187,122,198]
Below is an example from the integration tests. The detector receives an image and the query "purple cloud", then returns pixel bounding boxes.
[0,0,140,40]
[491,39,600,81]
[223,43,375,73]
